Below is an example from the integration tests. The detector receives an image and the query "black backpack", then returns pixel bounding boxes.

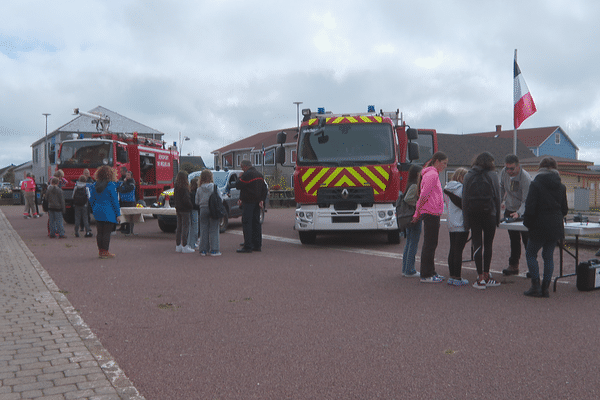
[466,170,494,214]
[72,186,88,206]
[208,185,226,220]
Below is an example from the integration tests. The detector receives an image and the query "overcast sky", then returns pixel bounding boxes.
[2,0,599,168]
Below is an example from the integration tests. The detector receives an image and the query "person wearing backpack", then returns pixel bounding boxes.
[401,165,422,278]
[116,170,136,235]
[72,175,93,238]
[500,154,532,276]
[462,152,502,289]
[195,169,221,256]
[522,157,568,298]
[412,152,448,283]
[444,167,469,286]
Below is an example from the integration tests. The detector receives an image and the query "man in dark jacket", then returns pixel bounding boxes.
[235,160,268,253]
[116,170,136,234]
[523,157,568,298]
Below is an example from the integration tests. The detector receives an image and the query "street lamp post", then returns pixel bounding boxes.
[42,113,50,183]
[293,101,303,133]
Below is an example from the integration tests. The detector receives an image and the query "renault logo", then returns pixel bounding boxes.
[341,188,349,199]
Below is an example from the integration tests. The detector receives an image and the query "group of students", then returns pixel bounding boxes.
[172,169,222,256]
[400,151,568,298]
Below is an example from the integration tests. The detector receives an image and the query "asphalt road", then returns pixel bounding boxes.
[5,205,600,399]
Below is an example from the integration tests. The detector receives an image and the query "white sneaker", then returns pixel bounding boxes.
[176,245,183,253]
[182,246,195,253]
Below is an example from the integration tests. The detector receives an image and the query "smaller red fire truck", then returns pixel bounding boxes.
[56,108,179,223]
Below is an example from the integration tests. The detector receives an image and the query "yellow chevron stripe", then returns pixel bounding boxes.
[304,168,329,193]
[332,117,344,124]
[374,116,382,123]
[334,174,355,187]
[348,167,368,185]
[322,168,342,186]
[374,165,389,180]
[346,116,358,123]
[360,116,371,123]
[360,167,385,193]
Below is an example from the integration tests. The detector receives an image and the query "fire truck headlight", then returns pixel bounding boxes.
[387,210,394,217]
[305,212,313,220]
[378,211,386,219]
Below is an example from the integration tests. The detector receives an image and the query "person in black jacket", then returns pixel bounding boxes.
[235,160,268,253]
[174,170,195,253]
[523,157,568,298]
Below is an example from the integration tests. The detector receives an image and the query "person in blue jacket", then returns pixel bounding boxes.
[89,165,121,259]
[116,170,136,234]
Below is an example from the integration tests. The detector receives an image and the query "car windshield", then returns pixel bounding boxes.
[297,122,395,166]
[59,140,113,168]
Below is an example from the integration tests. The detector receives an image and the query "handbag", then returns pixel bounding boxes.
[396,198,416,230]
[208,185,226,220]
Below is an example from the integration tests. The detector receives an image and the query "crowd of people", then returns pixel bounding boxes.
[400,151,568,298]
[19,152,570,297]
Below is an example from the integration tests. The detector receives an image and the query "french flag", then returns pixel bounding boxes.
[513,59,537,129]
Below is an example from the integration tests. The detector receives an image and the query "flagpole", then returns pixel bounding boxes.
[513,49,517,155]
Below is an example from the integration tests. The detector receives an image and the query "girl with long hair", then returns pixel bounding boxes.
[462,152,502,289]
[89,165,121,258]
[412,152,448,283]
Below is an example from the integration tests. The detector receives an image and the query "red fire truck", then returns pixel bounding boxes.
[286,106,438,244]
[56,109,179,223]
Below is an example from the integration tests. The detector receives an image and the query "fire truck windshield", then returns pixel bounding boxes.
[297,123,394,166]
[58,141,113,168]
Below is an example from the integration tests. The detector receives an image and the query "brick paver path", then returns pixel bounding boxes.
[0,210,144,400]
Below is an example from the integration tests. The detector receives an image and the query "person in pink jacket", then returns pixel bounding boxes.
[411,152,448,283]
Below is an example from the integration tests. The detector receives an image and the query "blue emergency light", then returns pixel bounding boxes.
[317,107,325,114]
[368,105,375,112]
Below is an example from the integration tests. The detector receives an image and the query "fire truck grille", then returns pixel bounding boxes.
[316,187,374,210]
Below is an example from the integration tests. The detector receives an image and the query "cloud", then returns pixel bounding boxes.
[1,0,600,169]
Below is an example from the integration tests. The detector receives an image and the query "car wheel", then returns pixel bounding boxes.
[219,214,229,233]
[387,230,401,244]
[62,208,75,224]
[299,231,316,245]
[158,218,176,233]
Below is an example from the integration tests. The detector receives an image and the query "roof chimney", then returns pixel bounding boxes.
[496,125,502,132]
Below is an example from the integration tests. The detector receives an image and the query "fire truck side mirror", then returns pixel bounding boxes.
[276,147,286,165]
[276,131,287,144]
[406,128,418,140]
[407,142,420,161]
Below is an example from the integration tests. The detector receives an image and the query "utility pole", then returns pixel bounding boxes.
[42,113,50,183]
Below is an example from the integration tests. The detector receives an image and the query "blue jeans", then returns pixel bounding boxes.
[74,205,91,235]
[188,209,199,249]
[48,210,65,237]
[525,236,557,282]
[199,207,220,253]
[402,219,422,275]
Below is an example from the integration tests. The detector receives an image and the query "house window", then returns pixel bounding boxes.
[33,148,38,164]
[291,149,297,164]
[223,154,233,168]
[264,149,275,165]
[236,155,241,167]
[253,153,261,166]
[555,133,560,144]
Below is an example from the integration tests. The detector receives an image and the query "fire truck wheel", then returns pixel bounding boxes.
[62,208,75,224]
[299,231,316,245]
[387,230,401,244]
[219,214,229,233]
